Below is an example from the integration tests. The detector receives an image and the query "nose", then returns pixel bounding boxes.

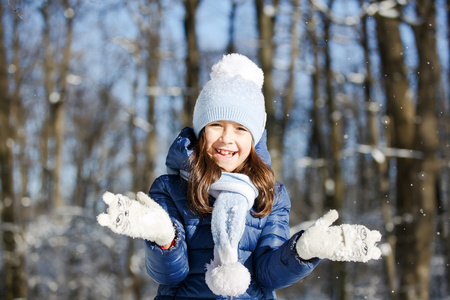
[220,125,233,143]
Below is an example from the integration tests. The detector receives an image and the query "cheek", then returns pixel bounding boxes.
[244,145,251,156]
[204,133,217,151]
[205,141,214,156]
[243,135,253,152]
[240,140,252,158]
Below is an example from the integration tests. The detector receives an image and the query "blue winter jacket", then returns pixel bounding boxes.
[144,127,320,299]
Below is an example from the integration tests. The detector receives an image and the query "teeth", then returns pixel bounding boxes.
[217,149,234,155]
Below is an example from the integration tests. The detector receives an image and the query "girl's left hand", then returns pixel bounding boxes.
[295,210,382,262]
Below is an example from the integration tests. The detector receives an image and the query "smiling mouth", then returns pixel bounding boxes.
[216,149,236,156]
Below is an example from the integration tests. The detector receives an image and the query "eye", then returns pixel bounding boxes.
[362,243,368,255]
[360,227,367,240]
[115,213,124,226]
[125,210,129,217]
[237,126,248,132]
[118,199,125,212]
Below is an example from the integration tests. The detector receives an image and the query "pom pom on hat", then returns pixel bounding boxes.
[193,53,266,144]
[210,54,264,89]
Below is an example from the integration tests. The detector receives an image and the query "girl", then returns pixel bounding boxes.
[98,54,381,299]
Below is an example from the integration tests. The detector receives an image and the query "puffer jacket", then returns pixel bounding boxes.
[144,127,320,299]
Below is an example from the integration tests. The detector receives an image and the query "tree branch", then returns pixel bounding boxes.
[7,0,26,22]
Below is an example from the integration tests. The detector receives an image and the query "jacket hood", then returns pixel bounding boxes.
[165,127,272,175]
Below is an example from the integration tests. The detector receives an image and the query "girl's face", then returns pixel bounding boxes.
[204,120,253,172]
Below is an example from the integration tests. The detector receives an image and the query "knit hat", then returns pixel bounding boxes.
[193,53,267,144]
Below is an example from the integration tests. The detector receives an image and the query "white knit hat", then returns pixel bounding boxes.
[193,54,267,144]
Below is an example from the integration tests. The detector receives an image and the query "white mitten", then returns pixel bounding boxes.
[97,191,175,246]
[296,210,382,262]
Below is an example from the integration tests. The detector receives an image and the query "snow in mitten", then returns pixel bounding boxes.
[97,192,175,247]
[296,210,382,262]
[205,172,257,297]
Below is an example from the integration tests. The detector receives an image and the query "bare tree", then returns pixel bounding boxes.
[255,0,282,177]
[121,1,165,297]
[281,0,300,138]
[307,0,328,209]
[407,0,440,298]
[225,0,238,54]
[70,83,121,208]
[0,3,27,299]
[445,0,450,288]
[375,1,441,298]
[375,9,414,300]
[358,0,397,292]
[39,0,75,208]
[183,0,200,127]
[10,15,30,225]
[320,1,350,298]
[137,0,163,193]
[0,0,447,298]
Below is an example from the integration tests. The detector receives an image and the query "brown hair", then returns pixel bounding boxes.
[187,130,275,218]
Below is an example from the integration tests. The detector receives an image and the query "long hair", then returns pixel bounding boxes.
[187,129,275,218]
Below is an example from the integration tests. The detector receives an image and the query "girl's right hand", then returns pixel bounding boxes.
[97,192,175,247]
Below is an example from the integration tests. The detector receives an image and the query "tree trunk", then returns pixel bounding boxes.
[52,0,73,207]
[127,107,144,299]
[321,2,347,299]
[9,6,30,225]
[254,0,282,178]
[409,1,440,299]
[143,12,161,193]
[359,3,396,293]
[0,4,27,299]
[183,0,200,127]
[308,0,326,172]
[446,0,450,290]
[375,3,440,298]
[39,4,54,209]
[375,13,415,300]
[39,1,73,208]
[123,77,143,300]
[226,0,238,54]
[122,1,164,298]
[281,0,300,136]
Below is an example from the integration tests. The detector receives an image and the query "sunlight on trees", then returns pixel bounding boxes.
[0,0,449,299]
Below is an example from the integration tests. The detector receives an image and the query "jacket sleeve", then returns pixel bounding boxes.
[144,177,189,285]
[253,184,320,289]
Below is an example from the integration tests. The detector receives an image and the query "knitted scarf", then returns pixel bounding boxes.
[205,172,257,297]
[176,170,257,297]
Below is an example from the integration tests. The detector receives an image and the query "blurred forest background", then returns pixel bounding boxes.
[0,0,449,299]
